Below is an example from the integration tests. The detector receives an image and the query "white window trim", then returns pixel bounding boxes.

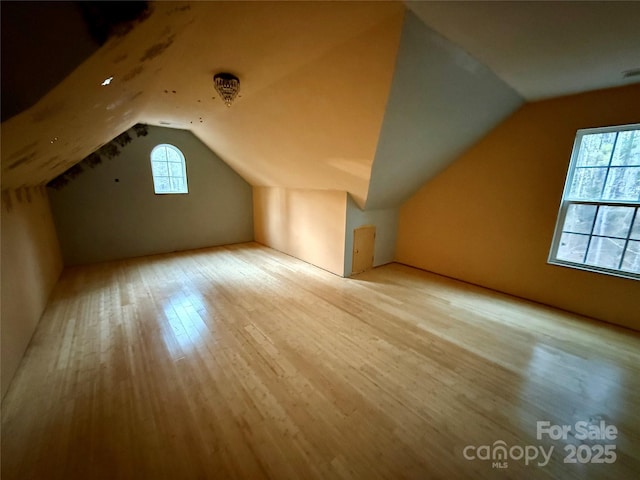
[548,123,640,281]
[150,143,189,195]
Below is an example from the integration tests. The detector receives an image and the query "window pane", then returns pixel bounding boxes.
[562,204,596,234]
[621,240,640,273]
[169,162,184,177]
[550,126,639,278]
[630,213,640,240]
[592,206,634,238]
[556,233,588,263]
[170,177,184,191]
[150,144,188,195]
[152,161,169,176]
[611,130,640,166]
[165,148,181,163]
[568,168,607,200]
[152,147,168,163]
[602,167,640,201]
[155,176,170,192]
[576,132,616,166]
[585,237,625,269]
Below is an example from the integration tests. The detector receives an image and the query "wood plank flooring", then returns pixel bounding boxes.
[2,242,639,479]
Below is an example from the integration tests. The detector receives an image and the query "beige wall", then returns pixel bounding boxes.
[253,187,346,276]
[1,188,63,398]
[397,84,640,331]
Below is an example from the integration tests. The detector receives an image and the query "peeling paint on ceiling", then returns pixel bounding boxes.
[2,1,638,209]
[1,1,404,207]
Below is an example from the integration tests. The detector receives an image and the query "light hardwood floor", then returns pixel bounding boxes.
[2,243,639,479]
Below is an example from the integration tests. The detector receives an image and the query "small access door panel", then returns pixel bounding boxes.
[352,226,376,275]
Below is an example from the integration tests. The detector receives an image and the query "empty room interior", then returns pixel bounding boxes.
[2,1,640,479]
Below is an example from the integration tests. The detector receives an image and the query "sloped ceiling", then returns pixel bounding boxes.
[0,1,101,121]
[406,1,640,100]
[365,11,522,209]
[2,1,639,210]
[1,1,404,207]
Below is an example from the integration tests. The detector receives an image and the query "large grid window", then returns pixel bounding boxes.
[549,124,640,280]
[150,144,188,194]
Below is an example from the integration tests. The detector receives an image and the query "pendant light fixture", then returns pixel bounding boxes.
[213,73,240,107]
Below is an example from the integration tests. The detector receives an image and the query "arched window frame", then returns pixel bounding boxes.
[150,144,189,195]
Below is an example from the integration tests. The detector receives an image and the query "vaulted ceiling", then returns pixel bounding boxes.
[2,1,639,209]
[406,1,640,100]
[2,1,403,207]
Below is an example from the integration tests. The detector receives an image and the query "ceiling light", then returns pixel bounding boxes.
[213,73,240,107]
[101,76,114,86]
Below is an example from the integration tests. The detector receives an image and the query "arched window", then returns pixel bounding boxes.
[150,144,189,194]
